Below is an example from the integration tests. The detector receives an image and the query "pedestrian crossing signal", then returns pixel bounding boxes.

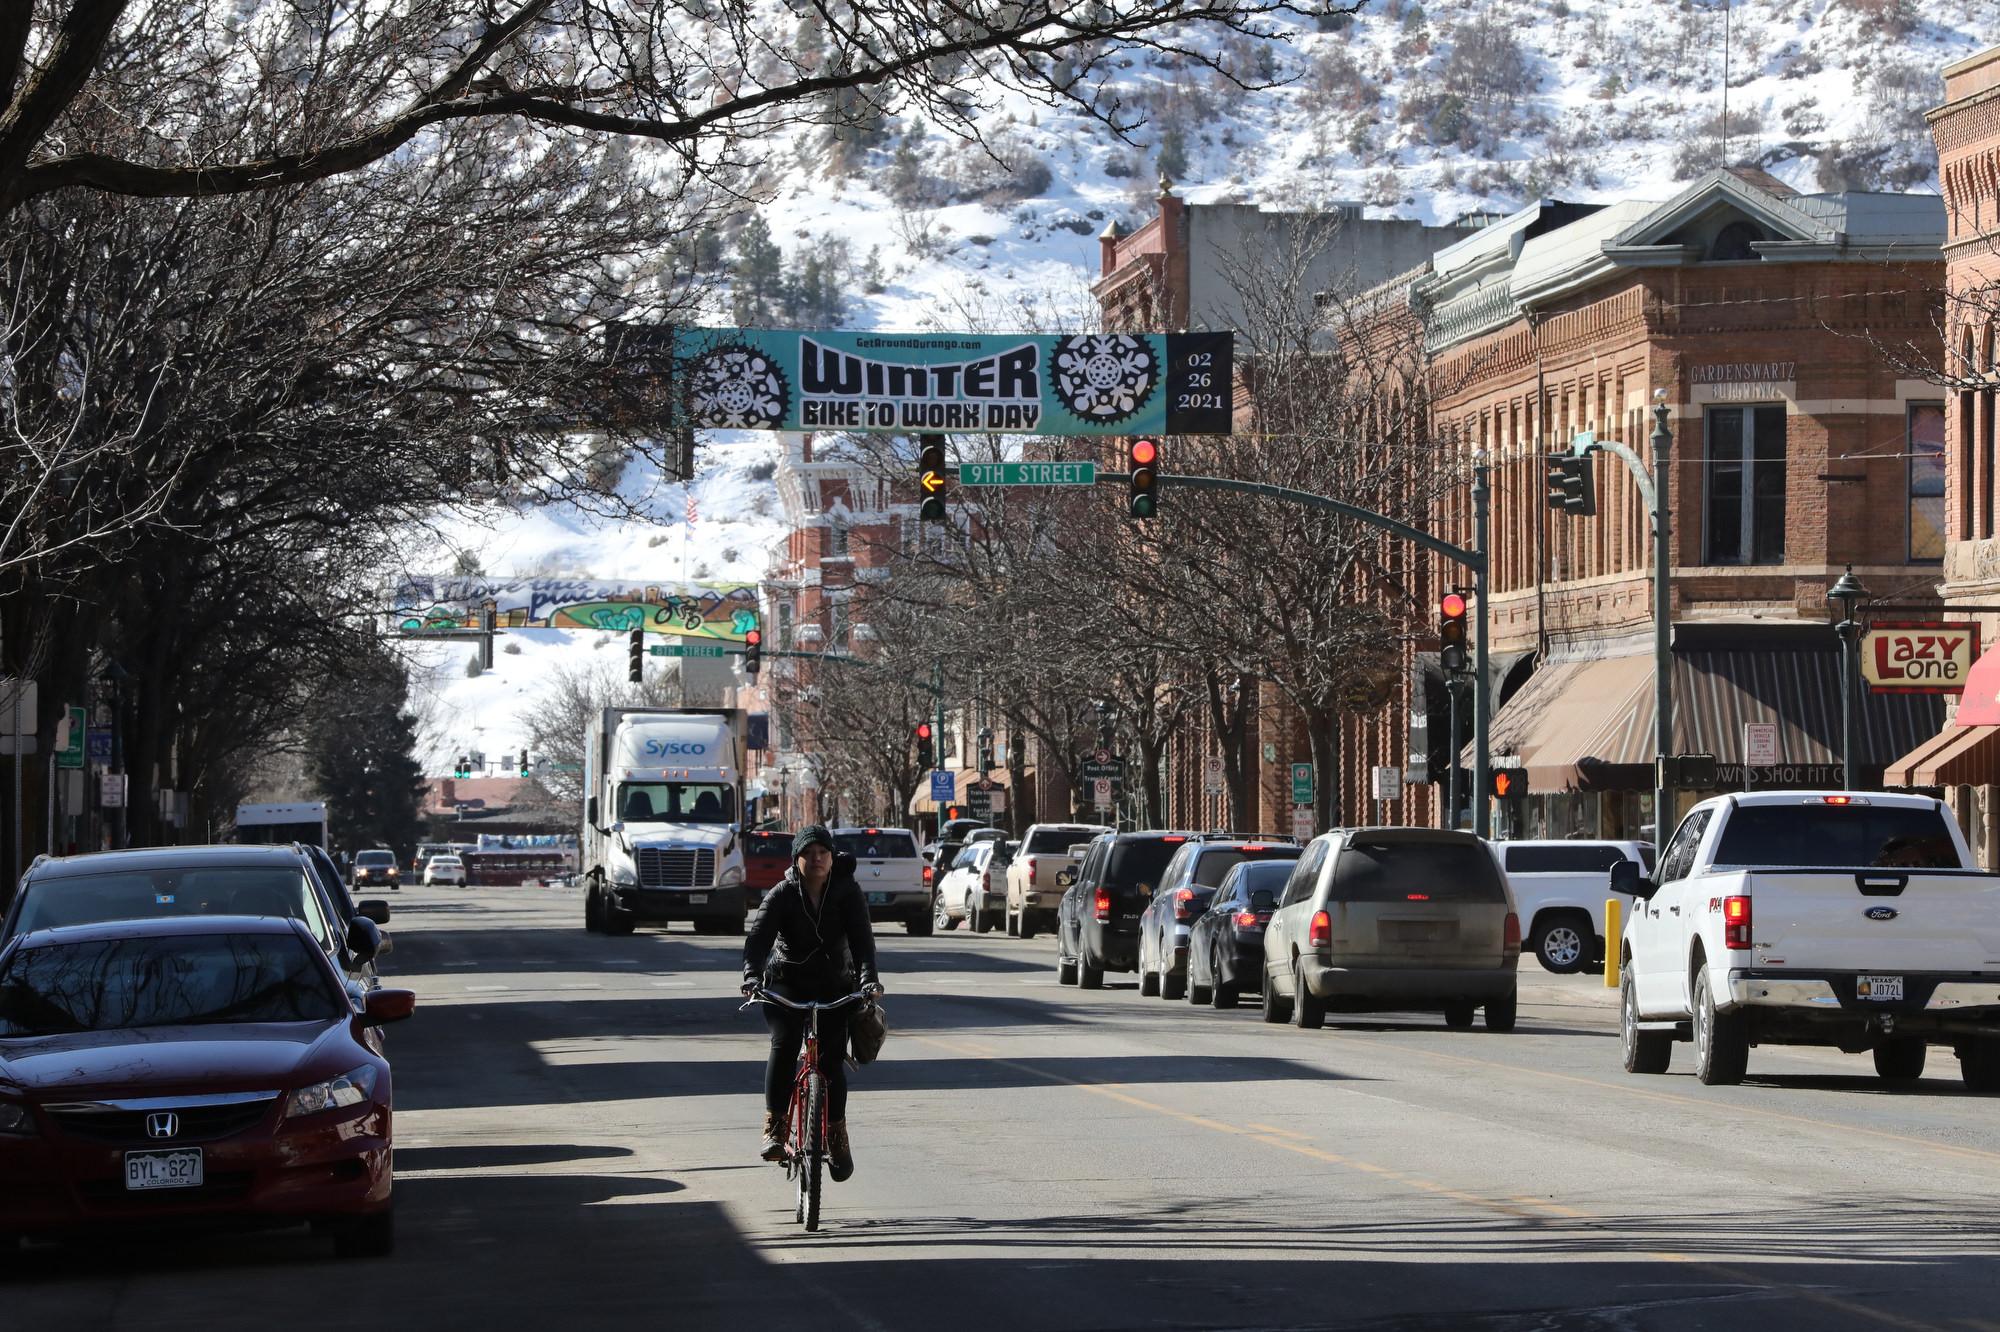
[1490,769,1528,800]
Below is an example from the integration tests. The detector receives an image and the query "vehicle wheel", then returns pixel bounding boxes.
[1018,913,1036,941]
[332,1207,395,1259]
[601,904,636,937]
[1078,949,1104,990]
[1959,1038,2000,1092]
[935,896,955,931]
[1874,1039,1927,1083]
[1691,969,1748,1085]
[907,910,934,938]
[1620,966,1672,1075]
[584,888,602,933]
[800,1074,823,1231]
[1213,973,1238,1010]
[1139,964,1159,997]
[1532,914,1592,974]
[1443,1001,1476,1029]
[1006,908,1020,938]
[1057,949,1078,986]
[1188,956,1213,1007]
[1291,959,1326,1030]
[1260,966,1291,1024]
[1484,988,1518,1033]
[1162,963,1187,1002]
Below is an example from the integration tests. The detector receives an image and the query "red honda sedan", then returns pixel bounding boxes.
[0,915,415,1259]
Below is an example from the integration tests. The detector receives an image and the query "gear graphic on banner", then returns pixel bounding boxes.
[1051,334,1160,424]
[691,343,790,429]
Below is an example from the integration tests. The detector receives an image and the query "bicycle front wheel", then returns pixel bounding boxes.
[799,1072,824,1231]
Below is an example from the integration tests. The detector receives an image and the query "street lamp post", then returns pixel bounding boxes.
[1829,566,1869,792]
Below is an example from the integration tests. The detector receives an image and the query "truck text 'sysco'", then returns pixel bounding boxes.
[1617,790,2000,1090]
[581,707,749,936]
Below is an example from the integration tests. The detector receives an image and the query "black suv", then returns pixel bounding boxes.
[1054,830,1195,989]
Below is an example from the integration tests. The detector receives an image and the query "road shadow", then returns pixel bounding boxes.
[396,1142,637,1171]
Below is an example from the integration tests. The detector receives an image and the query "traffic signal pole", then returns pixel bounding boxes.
[1472,457,1491,837]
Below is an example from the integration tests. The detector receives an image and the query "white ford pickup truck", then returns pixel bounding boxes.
[1616,790,2000,1089]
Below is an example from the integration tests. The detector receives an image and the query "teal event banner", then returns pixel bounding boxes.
[615,327,1234,436]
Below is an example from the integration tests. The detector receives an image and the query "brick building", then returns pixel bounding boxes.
[1885,45,2000,864]
[1106,171,1949,839]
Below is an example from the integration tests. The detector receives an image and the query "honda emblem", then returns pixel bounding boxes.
[145,1111,180,1139]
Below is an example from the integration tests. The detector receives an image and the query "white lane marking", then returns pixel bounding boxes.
[560,983,603,990]
[653,980,697,988]
[464,985,510,993]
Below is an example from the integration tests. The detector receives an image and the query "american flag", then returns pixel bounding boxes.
[685,487,698,527]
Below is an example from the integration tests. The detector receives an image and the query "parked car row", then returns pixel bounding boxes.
[0,843,417,1262]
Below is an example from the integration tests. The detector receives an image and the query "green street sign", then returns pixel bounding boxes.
[57,704,85,770]
[1290,763,1314,805]
[649,643,730,658]
[958,461,1098,487]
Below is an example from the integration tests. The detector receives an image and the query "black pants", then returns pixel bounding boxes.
[763,984,850,1121]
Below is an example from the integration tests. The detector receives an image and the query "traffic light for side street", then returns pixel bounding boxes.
[743,627,762,678]
[1438,592,1469,675]
[518,750,530,779]
[628,627,643,684]
[918,433,948,522]
[1545,451,1597,517]
[1128,437,1160,519]
[915,721,934,769]
[454,755,470,780]
[1490,768,1529,801]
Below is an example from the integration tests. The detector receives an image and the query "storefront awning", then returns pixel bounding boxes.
[1884,724,2000,787]
[1474,624,1945,792]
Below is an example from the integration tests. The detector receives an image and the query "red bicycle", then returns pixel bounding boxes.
[745,986,871,1231]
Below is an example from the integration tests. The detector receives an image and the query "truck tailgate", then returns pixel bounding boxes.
[1741,869,2000,972]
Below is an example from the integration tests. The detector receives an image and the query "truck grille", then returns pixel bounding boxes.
[637,847,715,888]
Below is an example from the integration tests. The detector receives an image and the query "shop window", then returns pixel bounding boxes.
[1908,402,1946,562]
[1703,405,1787,565]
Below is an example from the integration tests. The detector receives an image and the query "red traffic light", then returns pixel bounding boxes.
[1131,438,1159,467]
[745,628,761,646]
[1439,593,1467,620]
[916,722,933,740]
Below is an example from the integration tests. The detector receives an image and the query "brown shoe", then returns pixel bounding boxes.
[759,1111,788,1162]
[827,1120,853,1182]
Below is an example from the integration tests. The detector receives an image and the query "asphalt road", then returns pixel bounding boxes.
[13,882,2000,1331]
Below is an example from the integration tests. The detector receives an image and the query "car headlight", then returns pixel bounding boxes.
[718,864,745,887]
[610,863,638,886]
[285,1064,379,1119]
[0,1099,36,1136]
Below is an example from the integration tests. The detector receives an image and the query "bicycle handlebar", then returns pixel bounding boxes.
[741,986,875,1014]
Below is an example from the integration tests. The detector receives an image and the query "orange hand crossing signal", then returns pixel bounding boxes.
[1490,768,1528,800]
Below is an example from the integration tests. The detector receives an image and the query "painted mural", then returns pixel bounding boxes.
[391,577,759,642]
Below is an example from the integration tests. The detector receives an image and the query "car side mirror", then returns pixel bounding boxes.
[357,899,391,925]
[361,987,416,1026]
[586,796,601,831]
[1610,860,1656,901]
[346,915,382,963]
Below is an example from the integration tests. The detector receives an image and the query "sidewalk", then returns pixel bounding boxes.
[1520,966,1618,1020]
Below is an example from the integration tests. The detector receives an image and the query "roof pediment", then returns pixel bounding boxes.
[1609,169,1837,249]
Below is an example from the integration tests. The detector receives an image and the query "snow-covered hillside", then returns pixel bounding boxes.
[406,0,1989,775]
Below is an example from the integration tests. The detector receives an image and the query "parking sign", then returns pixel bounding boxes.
[930,770,955,803]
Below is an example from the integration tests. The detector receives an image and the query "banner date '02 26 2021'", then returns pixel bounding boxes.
[618,328,1235,436]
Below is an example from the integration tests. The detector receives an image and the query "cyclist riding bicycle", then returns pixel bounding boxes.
[742,824,883,1181]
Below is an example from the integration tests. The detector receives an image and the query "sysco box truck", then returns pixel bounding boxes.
[581,707,750,935]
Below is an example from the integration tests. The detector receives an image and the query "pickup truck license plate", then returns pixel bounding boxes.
[868,892,889,905]
[125,1148,202,1191]
[687,893,708,904]
[1857,975,1904,1002]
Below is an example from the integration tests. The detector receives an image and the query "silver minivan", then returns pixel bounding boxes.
[1260,828,1520,1031]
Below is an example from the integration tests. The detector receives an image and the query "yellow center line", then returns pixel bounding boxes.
[908,1032,1946,1332]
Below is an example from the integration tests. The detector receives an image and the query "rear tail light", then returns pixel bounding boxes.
[1503,911,1521,952]
[1094,887,1111,922]
[1308,909,1331,949]
[1173,887,1197,921]
[1030,860,1038,885]
[981,871,991,893]
[923,865,934,887]
[1233,910,1259,927]
[1724,895,1752,949]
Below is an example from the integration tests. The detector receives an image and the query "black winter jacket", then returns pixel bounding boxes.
[742,854,880,993]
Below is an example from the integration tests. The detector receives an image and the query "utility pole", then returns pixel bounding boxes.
[1651,401,1675,845]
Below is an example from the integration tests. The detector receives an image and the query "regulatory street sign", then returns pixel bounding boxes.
[650,642,730,658]
[1291,806,1313,839]
[958,462,1098,486]
[86,729,113,763]
[1093,777,1113,808]
[101,773,127,808]
[56,705,86,770]
[1094,747,1111,765]
[1290,763,1314,805]
[1203,754,1224,795]
[1743,722,1778,768]
[1371,765,1402,802]
[930,770,956,803]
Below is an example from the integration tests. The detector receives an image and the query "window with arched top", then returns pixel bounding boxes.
[1708,220,1764,262]
[1984,324,1998,540]
[1961,327,1979,540]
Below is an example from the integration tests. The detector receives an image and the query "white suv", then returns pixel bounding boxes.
[1495,840,1653,973]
